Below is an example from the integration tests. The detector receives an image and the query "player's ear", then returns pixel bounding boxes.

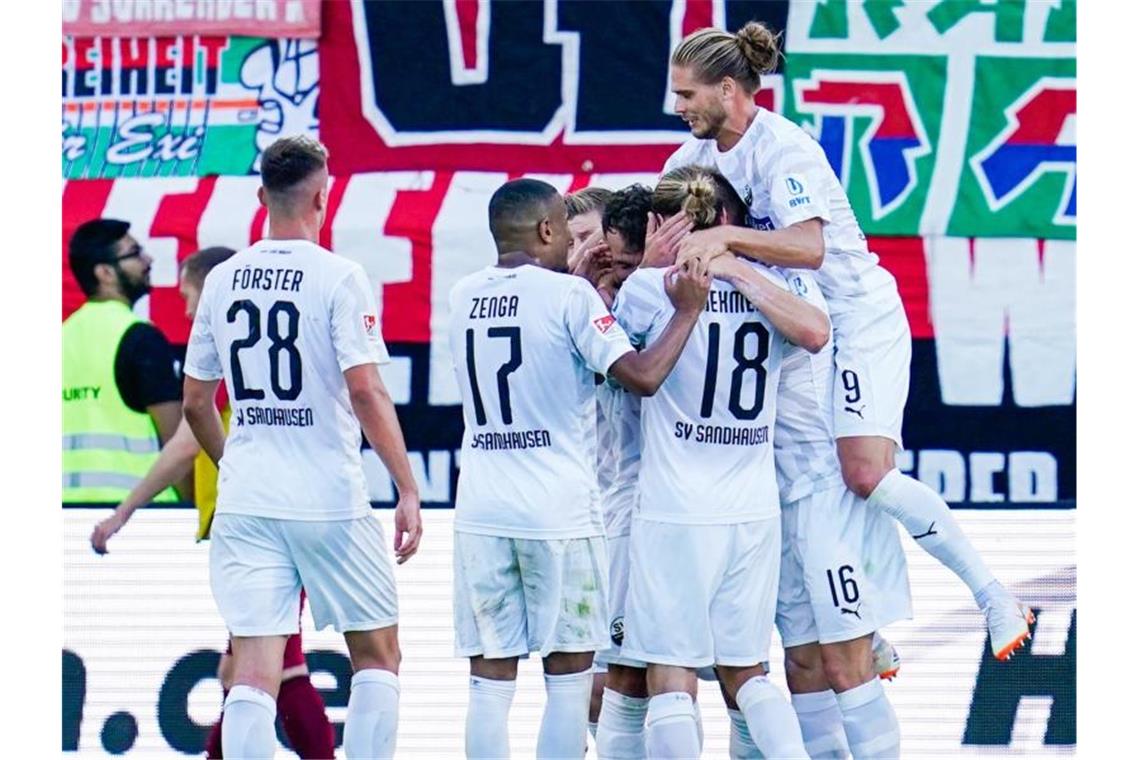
[537,216,553,244]
[256,186,267,208]
[721,76,734,99]
[718,207,731,226]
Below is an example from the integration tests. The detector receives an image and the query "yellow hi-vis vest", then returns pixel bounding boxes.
[62,300,178,503]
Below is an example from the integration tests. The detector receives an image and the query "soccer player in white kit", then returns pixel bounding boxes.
[182,136,423,759]
[655,165,914,759]
[447,178,711,759]
[612,171,835,760]
[663,22,1033,660]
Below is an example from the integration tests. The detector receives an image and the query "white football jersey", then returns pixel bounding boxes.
[184,238,390,521]
[663,108,895,307]
[613,265,785,525]
[595,377,642,539]
[449,265,635,540]
[772,268,845,505]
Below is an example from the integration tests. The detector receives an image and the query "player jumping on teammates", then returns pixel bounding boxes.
[182,135,422,759]
[663,22,1032,662]
[448,178,710,759]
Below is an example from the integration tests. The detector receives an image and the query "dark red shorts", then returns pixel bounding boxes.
[225,589,307,669]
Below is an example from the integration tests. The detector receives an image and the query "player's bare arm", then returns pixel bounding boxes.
[147,398,195,498]
[678,218,825,271]
[183,376,226,467]
[344,364,423,564]
[90,418,200,554]
[608,260,710,396]
[709,256,830,353]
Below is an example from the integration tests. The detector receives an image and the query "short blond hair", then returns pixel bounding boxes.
[565,187,614,219]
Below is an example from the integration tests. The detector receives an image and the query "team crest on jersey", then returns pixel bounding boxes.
[741,186,753,206]
[362,313,378,338]
[610,616,624,646]
[593,314,616,334]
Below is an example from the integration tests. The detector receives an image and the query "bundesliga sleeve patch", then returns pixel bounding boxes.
[362,313,378,338]
[593,314,616,334]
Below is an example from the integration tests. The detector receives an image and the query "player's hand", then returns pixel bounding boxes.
[641,211,693,269]
[707,252,743,282]
[392,492,423,565]
[664,258,712,314]
[676,226,731,270]
[568,229,605,275]
[571,237,613,287]
[90,510,127,555]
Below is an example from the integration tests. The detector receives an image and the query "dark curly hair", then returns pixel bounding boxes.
[601,184,653,253]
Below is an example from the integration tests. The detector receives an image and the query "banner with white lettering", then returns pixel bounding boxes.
[62,0,322,39]
[61,35,318,178]
[317,0,1075,239]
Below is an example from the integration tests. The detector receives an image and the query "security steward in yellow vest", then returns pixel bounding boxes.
[89,246,238,553]
[63,219,186,503]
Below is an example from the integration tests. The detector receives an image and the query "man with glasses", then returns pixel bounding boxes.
[63,218,187,504]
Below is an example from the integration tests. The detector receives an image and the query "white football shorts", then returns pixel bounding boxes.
[594,533,646,669]
[622,516,780,669]
[777,484,912,648]
[453,531,609,659]
[830,272,912,447]
[209,513,398,636]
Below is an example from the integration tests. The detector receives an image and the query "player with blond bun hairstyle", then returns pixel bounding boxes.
[663,23,1031,755]
[608,163,841,760]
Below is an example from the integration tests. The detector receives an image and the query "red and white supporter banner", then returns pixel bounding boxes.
[62,0,321,39]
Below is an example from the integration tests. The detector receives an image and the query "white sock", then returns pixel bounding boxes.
[344,668,400,759]
[222,685,277,759]
[791,689,850,759]
[868,468,996,596]
[735,676,809,760]
[727,708,761,760]
[467,676,516,759]
[596,688,648,759]
[537,669,593,759]
[645,692,700,759]
[835,678,901,760]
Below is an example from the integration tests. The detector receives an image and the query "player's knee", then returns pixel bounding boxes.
[346,629,401,674]
[820,646,873,693]
[841,460,888,499]
[217,655,235,691]
[784,645,828,694]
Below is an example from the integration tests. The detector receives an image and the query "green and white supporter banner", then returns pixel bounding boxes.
[61,35,318,178]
